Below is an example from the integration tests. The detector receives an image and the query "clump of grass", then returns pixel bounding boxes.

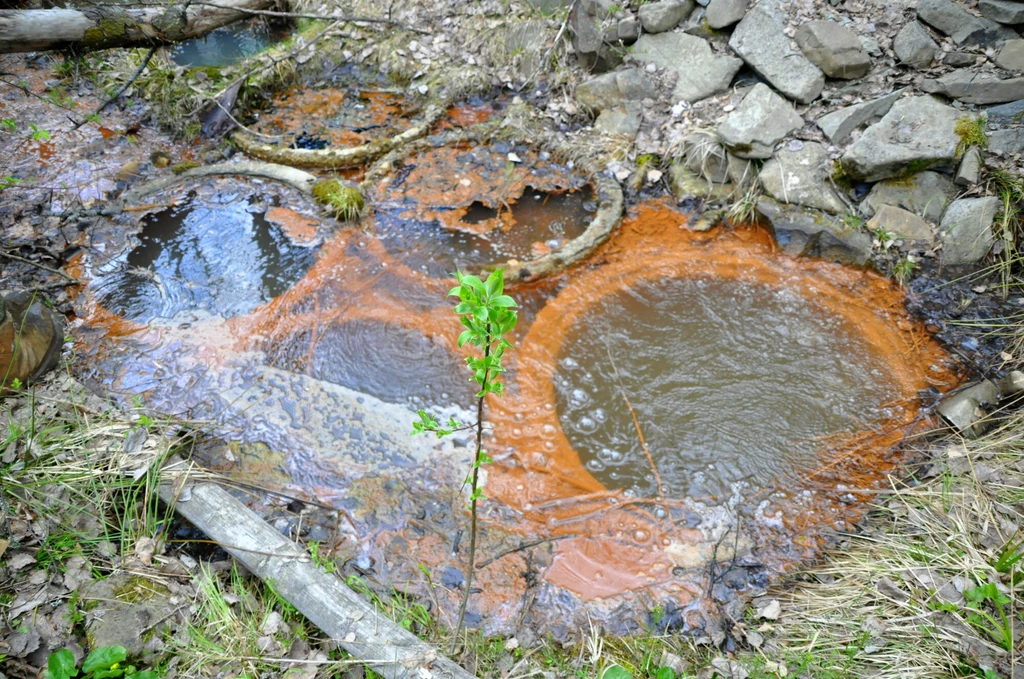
[986,169,1024,298]
[892,254,917,285]
[727,181,761,224]
[767,408,1024,679]
[955,116,988,156]
[312,179,364,221]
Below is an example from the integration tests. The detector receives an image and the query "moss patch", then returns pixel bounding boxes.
[312,179,364,221]
[955,115,988,157]
[113,575,171,604]
[171,161,200,175]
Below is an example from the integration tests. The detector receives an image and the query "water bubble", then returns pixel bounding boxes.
[576,416,597,434]
[593,408,607,423]
[541,424,557,438]
[563,357,579,369]
[634,530,649,542]
[586,459,606,472]
[569,389,590,408]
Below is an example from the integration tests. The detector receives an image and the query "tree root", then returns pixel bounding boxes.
[230,103,448,169]
[120,161,318,205]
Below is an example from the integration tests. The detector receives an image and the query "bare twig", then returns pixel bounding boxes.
[475,534,579,568]
[185,1,431,34]
[0,251,78,283]
[605,343,665,498]
[72,45,156,131]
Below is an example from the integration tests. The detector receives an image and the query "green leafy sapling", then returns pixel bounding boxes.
[412,268,517,649]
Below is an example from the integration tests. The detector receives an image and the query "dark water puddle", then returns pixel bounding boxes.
[91,194,317,323]
[555,277,899,500]
[265,317,478,409]
[376,186,595,277]
[171,21,287,67]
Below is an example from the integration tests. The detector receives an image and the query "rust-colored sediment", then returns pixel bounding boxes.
[251,87,404,148]
[265,207,320,246]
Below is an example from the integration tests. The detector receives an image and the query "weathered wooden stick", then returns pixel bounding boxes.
[0,0,274,54]
[158,460,477,679]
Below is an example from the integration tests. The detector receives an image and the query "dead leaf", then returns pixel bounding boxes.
[756,599,781,620]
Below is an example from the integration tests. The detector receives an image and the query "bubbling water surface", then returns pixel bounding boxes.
[554,276,900,499]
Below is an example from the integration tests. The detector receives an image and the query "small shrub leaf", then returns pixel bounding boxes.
[82,646,127,673]
[47,648,77,679]
[601,665,634,679]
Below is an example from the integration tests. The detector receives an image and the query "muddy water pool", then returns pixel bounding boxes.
[556,276,900,500]
[70,126,955,635]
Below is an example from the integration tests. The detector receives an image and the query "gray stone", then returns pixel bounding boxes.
[922,70,1024,104]
[616,68,658,101]
[683,131,730,183]
[82,576,177,656]
[575,72,621,111]
[814,89,905,145]
[759,142,846,213]
[717,83,804,158]
[956,146,982,186]
[938,380,1000,436]
[794,20,872,80]
[996,40,1024,71]
[841,95,961,181]
[618,16,641,43]
[669,162,734,200]
[987,98,1024,123]
[706,0,746,29]
[575,68,655,112]
[866,205,935,242]
[638,0,695,33]
[570,3,623,72]
[631,32,742,103]
[980,0,1024,25]
[940,197,1000,265]
[942,52,982,67]
[894,21,938,69]
[998,370,1024,397]
[861,171,954,222]
[861,35,883,57]
[917,0,1016,47]
[727,153,757,187]
[989,127,1024,154]
[729,3,825,104]
[757,197,874,266]
[595,101,643,136]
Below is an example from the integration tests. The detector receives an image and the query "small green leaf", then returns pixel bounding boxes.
[47,649,77,679]
[128,672,159,679]
[654,667,676,679]
[83,645,127,673]
[491,295,516,308]
[601,665,634,679]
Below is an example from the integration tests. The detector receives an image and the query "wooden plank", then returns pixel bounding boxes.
[159,459,476,679]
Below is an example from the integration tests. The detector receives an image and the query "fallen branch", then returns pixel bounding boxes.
[184,1,431,35]
[0,0,275,54]
[73,45,157,130]
[0,251,79,283]
[158,458,476,679]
